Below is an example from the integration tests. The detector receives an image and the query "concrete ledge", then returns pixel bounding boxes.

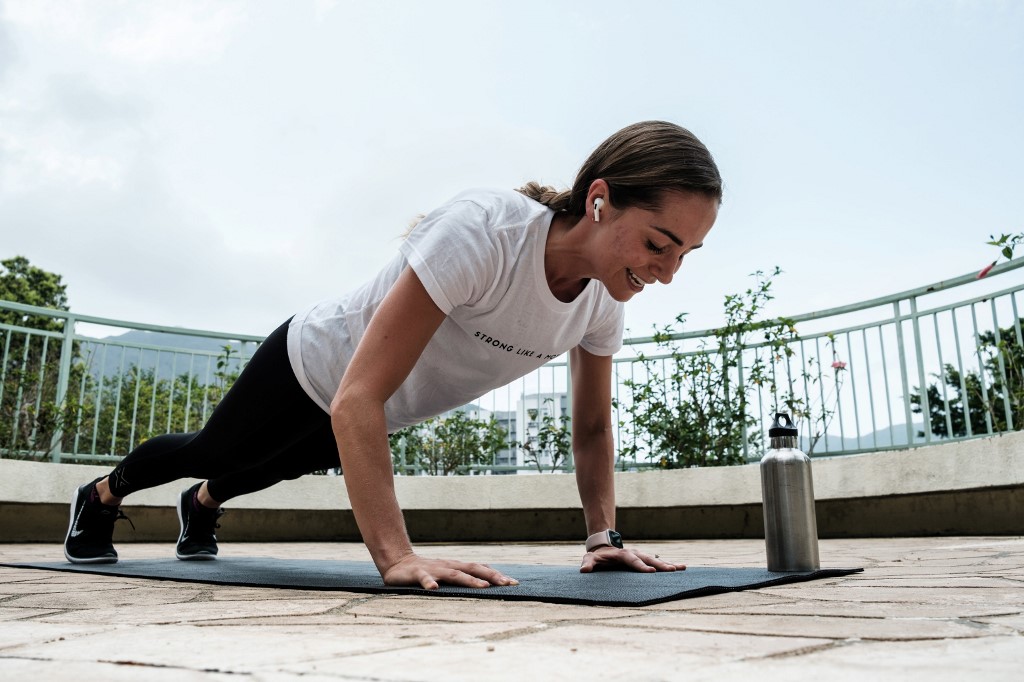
[2,432,1022,542]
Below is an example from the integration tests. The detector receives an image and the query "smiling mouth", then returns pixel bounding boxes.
[626,268,646,291]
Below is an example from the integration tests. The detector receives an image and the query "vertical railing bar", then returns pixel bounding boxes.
[832,335,847,449]
[29,335,51,451]
[878,324,895,445]
[990,298,1013,431]
[799,340,811,449]
[613,361,622,462]
[737,340,748,459]
[844,331,859,450]
[910,297,931,443]
[201,355,213,425]
[128,348,144,452]
[933,312,954,439]
[893,301,915,446]
[184,354,196,433]
[166,353,179,432]
[148,350,161,436]
[629,359,638,462]
[109,346,127,456]
[785,336,796,413]
[951,307,973,438]
[1012,292,1023,348]
[10,332,34,454]
[861,328,878,449]
[89,343,109,455]
[0,329,12,408]
[73,345,92,455]
[970,303,994,434]
[49,314,76,462]
[815,336,828,453]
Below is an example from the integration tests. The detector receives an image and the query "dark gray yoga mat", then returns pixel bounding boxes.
[5,558,862,606]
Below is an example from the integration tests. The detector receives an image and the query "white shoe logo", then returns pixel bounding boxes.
[70,529,84,538]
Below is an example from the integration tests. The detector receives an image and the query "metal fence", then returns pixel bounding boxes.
[3,259,1023,470]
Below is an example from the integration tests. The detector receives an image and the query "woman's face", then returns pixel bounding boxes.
[595,191,718,302]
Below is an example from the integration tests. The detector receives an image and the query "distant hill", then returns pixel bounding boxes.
[81,330,256,379]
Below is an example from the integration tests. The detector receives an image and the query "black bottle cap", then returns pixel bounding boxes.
[768,413,798,437]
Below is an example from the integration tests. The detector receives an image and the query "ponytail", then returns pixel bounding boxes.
[515,181,572,212]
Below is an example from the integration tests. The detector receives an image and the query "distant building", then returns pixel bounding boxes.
[515,392,570,474]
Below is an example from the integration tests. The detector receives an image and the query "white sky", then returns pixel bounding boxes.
[1,0,1022,339]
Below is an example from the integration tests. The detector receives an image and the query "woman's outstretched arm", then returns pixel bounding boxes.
[331,265,517,589]
[569,345,686,573]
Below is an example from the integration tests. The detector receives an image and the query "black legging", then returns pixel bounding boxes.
[107,319,340,503]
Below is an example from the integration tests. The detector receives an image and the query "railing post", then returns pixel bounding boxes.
[910,297,931,443]
[893,301,915,447]
[564,359,574,473]
[49,313,76,463]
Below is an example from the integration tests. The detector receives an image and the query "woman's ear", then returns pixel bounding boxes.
[586,179,611,222]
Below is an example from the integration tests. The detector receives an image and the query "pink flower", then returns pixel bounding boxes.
[831,360,847,370]
[977,261,997,279]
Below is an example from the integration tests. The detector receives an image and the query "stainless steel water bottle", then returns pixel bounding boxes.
[760,412,820,571]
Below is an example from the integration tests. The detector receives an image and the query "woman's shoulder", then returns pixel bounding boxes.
[446,187,549,223]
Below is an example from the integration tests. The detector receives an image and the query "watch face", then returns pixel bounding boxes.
[609,530,623,548]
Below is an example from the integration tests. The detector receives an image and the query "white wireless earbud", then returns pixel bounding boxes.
[593,197,605,222]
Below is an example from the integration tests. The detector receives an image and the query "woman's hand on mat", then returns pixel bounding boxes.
[580,547,687,573]
[382,553,520,590]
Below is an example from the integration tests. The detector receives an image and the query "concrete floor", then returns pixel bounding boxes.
[0,537,1022,681]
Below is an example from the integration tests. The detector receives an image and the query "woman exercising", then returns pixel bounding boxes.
[64,120,721,590]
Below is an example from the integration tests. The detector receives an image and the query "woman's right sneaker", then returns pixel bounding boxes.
[64,477,133,564]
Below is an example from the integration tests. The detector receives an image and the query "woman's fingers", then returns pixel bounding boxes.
[580,547,687,573]
[385,555,518,589]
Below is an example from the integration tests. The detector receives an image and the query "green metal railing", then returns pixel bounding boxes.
[3,259,1023,469]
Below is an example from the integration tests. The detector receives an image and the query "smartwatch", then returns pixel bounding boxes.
[585,529,624,552]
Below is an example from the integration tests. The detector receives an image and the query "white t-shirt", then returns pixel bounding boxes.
[286,188,625,432]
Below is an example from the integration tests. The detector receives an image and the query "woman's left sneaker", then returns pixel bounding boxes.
[175,482,224,560]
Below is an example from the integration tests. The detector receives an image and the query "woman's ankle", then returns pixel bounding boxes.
[197,482,222,509]
[96,477,123,506]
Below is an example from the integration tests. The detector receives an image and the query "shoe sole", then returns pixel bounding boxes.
[175,488,217,561]
[63,484,118,565]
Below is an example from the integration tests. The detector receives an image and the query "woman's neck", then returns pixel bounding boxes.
[544,213,594,302]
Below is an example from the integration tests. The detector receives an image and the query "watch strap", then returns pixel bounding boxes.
[585,529,622,552]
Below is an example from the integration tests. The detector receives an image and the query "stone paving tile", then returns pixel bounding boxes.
[647,591,796,612]
[617,611,1013,640]
[346,594,648,623]
[0,622,117,650]
[0,606,63,621]
[8,623,442,672]
[846,576,1024,588]
[692,598,1021,619]
[36,597,354,626]
[206,586,356,601]
[283,626,831,681]
[973,614,1024,632]
[0,658,237,682]
[756,584,1024,606]
[200,618,541,642]
[7,585,203,610]
[692,635,1024,682]
[0,580,145,594]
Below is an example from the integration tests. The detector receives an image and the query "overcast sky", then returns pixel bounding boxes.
[1,0,1022,340]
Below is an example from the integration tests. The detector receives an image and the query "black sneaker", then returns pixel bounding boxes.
[176,482,224,560]
[64,477,134,564]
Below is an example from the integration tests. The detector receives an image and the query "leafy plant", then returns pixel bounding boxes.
[616,268,799,468]
[912,321,1024,437]
[388,410,508,476]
